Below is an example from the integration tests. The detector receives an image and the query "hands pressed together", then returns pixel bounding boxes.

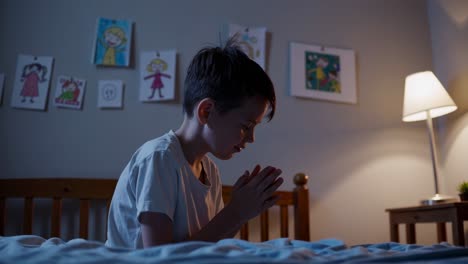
[141,164,284,246]
[227,165,284,224]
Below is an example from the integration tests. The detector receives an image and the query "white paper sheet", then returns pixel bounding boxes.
[139,50,176,102]
[53,75,86,110]
[11,54,54,110]
[98,80,124,109]
[229,24,267,70]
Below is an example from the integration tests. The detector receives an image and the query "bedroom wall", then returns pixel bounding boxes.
[428,1,468,206]
[0,0,439,245]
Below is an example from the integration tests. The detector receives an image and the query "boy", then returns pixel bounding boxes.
[106,38,283,249]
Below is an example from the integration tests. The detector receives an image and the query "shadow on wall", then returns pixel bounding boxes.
[441,111,468,184]
[277,126,434,203]
[439,71,468,168]
[430,0,468,196]
[300,127,440,244]
[437,0,468,27]
[449,73,468,114]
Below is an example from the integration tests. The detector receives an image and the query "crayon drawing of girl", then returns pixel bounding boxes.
[144,58,171,99]
[20,63,47,103]
[100,26,127,66]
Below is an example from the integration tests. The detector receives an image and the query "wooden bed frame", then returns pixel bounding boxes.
[0,173,310,242]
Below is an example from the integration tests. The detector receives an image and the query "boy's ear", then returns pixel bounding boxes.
[196,98,215,124]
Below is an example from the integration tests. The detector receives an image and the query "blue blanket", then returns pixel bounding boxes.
[1,235,468,263]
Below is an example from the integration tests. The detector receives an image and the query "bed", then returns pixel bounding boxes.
[1,174,468,263]
[0,173,310,242]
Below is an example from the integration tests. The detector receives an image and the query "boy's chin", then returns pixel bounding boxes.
[212,152,234,160]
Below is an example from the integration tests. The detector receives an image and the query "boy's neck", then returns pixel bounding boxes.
[174,117,207,168]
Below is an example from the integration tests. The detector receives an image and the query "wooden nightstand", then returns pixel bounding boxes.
[386,202,468,246]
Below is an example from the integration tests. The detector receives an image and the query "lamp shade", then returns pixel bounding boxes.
[402,71,457,122]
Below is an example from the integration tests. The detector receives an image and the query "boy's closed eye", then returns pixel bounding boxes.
[240,122,256,133]
[241,124,251,131]
[246,120,258,128]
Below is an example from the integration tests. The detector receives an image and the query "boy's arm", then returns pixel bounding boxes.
[140,212,174,247]
[140,208,240,248]
[140,166,283,247]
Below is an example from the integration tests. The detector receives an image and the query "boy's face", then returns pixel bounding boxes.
[204,96,269,160]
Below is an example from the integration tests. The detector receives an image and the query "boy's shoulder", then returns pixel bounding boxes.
[132,130,181,164]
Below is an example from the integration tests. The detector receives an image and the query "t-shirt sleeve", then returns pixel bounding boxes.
[133,151,178,222]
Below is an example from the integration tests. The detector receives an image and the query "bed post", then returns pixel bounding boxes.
[293,173,310,241]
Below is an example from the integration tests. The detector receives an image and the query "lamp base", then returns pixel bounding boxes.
[421,194,457,205]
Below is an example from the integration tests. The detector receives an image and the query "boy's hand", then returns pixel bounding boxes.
[228,165,284,223]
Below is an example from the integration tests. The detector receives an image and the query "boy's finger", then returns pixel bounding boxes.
[233,170,249,189]
[249,166,275,186]
[259,175,283,201]
[251,165,261,177]
[264,176,283,193]
[262,195,280,211]
[247,165,261,181]
[256,167,281,189]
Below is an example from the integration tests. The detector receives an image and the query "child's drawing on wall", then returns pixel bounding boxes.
[93,17,133,67]
[54,75,86,110]
[11,55,54,110]
[144,58,171,99]
[139,50,176,102]
[19,63,48,103]
[305,51,341,93]
[229,24,266,70]
[97,80,124,109]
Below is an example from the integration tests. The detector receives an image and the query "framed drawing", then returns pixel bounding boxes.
[289,42,356,104]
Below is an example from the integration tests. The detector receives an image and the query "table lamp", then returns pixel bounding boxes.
[402,71,458,205]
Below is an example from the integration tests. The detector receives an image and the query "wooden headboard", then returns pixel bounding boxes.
[0,173,310,242]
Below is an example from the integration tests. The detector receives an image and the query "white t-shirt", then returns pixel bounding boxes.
[105,130,224,249]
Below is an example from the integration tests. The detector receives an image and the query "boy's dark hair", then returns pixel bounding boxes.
[183,37,276,121]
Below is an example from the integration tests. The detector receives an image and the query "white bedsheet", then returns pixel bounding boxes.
[1,235,468,263]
